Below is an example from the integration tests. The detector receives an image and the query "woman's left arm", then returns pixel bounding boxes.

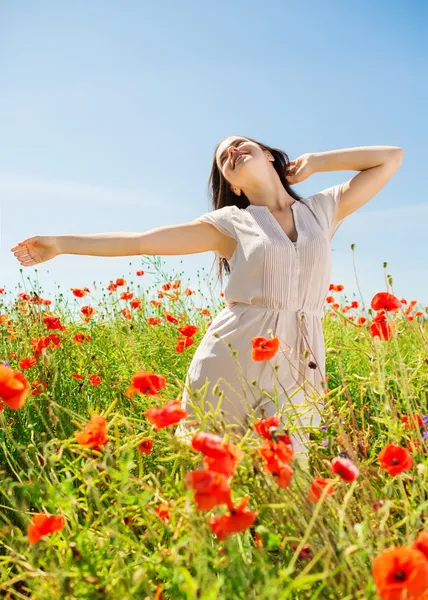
[308,146,404,223]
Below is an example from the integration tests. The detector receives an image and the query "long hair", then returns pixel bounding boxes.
[206,136,304,288]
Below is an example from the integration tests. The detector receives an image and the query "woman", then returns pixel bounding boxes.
[10,137,404,468]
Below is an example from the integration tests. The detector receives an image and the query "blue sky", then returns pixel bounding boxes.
[1,0,427,315]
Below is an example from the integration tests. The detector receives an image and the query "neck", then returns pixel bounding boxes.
[242,172,295,211]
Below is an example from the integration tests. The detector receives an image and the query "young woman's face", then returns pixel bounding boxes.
[215,136,272,186]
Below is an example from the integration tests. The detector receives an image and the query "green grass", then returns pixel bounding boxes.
[0,263,427,600]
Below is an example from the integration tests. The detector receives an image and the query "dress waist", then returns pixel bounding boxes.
[226,301,320,387]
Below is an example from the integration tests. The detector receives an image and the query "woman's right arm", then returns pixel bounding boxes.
[11,221,233,267]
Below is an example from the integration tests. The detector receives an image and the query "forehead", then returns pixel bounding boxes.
[216,136,248,160]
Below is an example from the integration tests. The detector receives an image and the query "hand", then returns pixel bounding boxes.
[285,153,315,184]
[10,236,62,267]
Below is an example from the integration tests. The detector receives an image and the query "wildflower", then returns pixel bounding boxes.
[137,438,154,455]
[253,415,280,440]
[251,336,280,361]
[75,414,109,450]
[176,336,194,353]
[330,457,360,482]
[402,414,424,429]
[371,292,402,312]
[0,365,31,411]
[209,496,258,541]
[372,546,428,600]
[378,444,413,476]
[145,399,187,430]
[191,432,244,477]
[125,370,167,398]
[154,503,170,523]
[258,438,294,476]
[28,514,64,545]
[307,477,335,504]
[19,357,37,370]
[185,468,234,511]
[412,531,428,561]
[88,374,101,387]
[177,325,198,338]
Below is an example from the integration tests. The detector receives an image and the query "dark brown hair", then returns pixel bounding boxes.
[206,135,304,287]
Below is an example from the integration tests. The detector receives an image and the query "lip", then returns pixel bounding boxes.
[232,152,248,169]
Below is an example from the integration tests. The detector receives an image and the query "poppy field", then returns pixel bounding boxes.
[0,261,428,600]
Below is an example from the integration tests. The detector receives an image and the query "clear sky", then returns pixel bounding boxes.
[1,0,427,314]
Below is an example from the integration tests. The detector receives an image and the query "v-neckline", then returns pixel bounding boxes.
[246,201,300,247]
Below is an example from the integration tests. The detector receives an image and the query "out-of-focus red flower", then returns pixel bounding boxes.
[28,514,64,545]
[71,373,84,380]
[75,414,109,450]
[307,477,335,504]
[145,399,187,430]
[253,415,280,440]
[251,336,280,361]
[192,432,244,477]
[154,503,170,523]
[378,444,413,476]
[43,315,66,331]
[0,365,31,411]
[137,438,154,455]
[412,531,428,561]
[372,546,428,600]
[125,370,167,398]
[185,468,234,511]
[330,457,360,482]
[31,380,47,397]
[402,414,424,429]
[176,336,194,353]
[258,438,294,475]
[88,374,101,387]
[178,325,198,338]
[209,496,258,541]
[370,312,396,341]
[19,357,37,370]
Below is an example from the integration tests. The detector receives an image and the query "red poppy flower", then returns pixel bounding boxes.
[372,546,428,600]
[125,370,167,398]
[330,457,360,482]
[75,414,109,449]
[192,432,244,477]
[402,414,424,429]
[307,477,335,503]
[88,374,101,387]
[253,415,280,440]
[71,373,84,380]
[208,496,258,541]
[178,325,198,338]
[28,514,64,545]
[0,365,31,411]
[185,468,234,511]
[251,336,280,361]
[145,399,187,430]
[154,503,170,523]
[378,444,413,476]
[412,531,428,561]
[276,464,294,488]
[19,357,37,370]
[258,439,294,475]
[370,313,396,341]
[371,292,402,312]
[175,336,194,353]
[137,438,154,455]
